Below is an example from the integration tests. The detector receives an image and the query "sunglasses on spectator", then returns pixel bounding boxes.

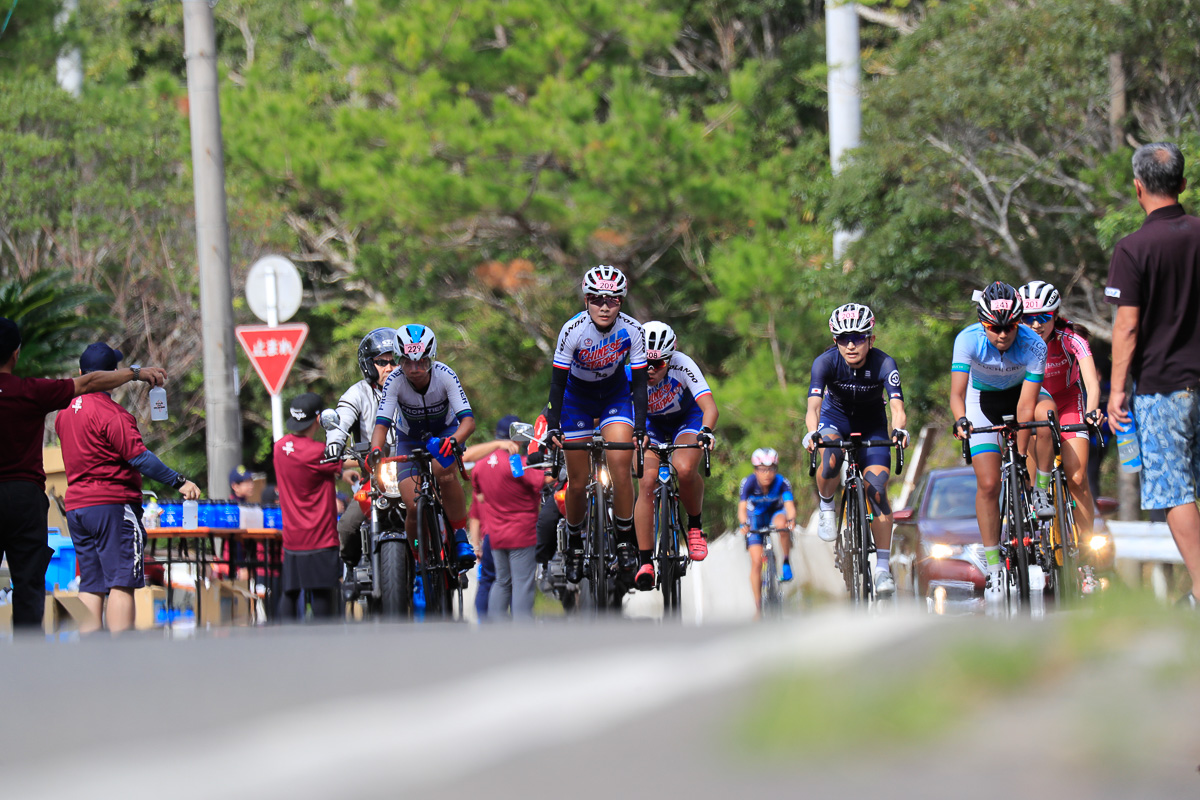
[648,358,668,369]
[586,295,621,308]
[372,357,397,367]
[983,322,1017,334]
[834,333,870,346]
[1025,313,1054,324]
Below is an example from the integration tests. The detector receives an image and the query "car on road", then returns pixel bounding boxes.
[889,467,1115,602]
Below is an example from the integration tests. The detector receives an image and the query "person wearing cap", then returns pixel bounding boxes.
[55,343,201,633]
[229,465,256,502]
[465,415,546,622]
[274,392,343,620]
[460,414,521,619]
[0,319,166,630]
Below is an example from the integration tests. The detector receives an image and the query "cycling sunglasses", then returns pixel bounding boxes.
[1025,313,1054,324]
[372,356,397,367]
[834,333,870,346]
[647,358,668,369]
[983,322,1017,334]
[586,295,621,308]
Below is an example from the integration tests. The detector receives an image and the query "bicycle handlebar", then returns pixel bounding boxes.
[958,412,1100,465]
[808,437,905,477]
[644,441,712,477]
[550,438,645,478]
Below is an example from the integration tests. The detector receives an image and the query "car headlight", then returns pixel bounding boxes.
[378,462,402,497]
[1089,534,1111,551]
[925,542,963,559]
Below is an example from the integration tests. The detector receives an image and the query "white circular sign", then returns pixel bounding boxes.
[246,255,303,323]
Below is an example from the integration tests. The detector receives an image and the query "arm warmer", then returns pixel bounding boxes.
[630,366,648,431]
[546,367,569,430]
[128,450,183,488]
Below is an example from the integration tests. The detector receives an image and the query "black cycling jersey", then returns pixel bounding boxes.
[808,347,903,420]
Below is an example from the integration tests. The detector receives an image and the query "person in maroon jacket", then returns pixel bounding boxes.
[469,417,547,621]
[55,343,201,632]
[274,392,342,620]
[0,318,166,629]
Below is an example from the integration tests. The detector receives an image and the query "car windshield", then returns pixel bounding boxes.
[926,474,977,520]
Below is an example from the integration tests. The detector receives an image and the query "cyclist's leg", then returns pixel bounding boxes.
[392,432,425,540]
[1031,390,1058,495]
[672,432,704,522]
[771,511,792,564]
[863,464,893,554]
[599,424,635,521]
[398,475,421,539]
[814,424,845,501]
[433,458,466,521]
[747,538,764,613]
[969,385,1007,577]
[562,450,590,525]
[972,453,1002,548]
[634,447,661,552]
[1056,391,1096,537]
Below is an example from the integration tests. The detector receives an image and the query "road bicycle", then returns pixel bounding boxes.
[962,415,1054,611]
[1035,409,1098,605]
[552,433,643,613]
[810,434,905,605]
[749,524,789,618]
[644,441,710,617]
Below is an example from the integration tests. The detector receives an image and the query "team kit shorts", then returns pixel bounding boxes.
[560,381,634,442]
[67,503,146,593]
[393,423,458,479]
[647,405,704,447]
[963,384,1057,456]
[816,407,891,469]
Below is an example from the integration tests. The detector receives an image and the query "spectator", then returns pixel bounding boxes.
[468,415,545,621]
[0,318,165,629]
[55,343,200,632]
[462,415,520,620]
[274,392,342,621]
[1106,142,1200,606]
[229,465,256,502]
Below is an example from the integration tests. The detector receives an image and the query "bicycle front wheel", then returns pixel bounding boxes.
[416,499,448,618]
[763,546,781,618]
[855,478,874,604]
[589,487,610,612]
[1054,475,1081,604]
[1008,459,1031,608]
[656,486,681,616]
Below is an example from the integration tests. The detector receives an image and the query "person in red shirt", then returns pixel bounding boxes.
[468,416,547,621]
[274,392,342,620]
[0,318,166,630]
[56,343,201,632]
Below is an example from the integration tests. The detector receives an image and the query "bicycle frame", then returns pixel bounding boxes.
[810,434,904,605]
[646,442,710,616]
[1036,409,1096,605]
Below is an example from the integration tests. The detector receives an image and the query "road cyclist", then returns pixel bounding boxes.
[803,303,909,597]
[736,448,797,616]
[544,265,648,590]
[369,324,476,571]
[1017,281,1106,594]
[949,282,1048,604]
[632,321,718,591]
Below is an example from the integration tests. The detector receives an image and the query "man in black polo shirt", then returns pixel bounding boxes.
[1106,142,1200,606]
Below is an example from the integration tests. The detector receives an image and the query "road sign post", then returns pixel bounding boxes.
[236,324,310,439]
[244,256,303,440]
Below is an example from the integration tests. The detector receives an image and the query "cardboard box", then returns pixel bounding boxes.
[134,585,168,630]
[42,590,96,633]
[213,579,256,625]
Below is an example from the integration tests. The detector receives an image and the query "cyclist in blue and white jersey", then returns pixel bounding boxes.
[803,303,909,597]
[545,265,648,585]
[737,448,797,614]
[632,322,718,590]
[369,324,477,568]
[949,282,1048,602]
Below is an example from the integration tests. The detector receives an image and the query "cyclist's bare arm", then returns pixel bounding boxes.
[783,500,797,528]
[804,396,823,449]
[449,416,476,447]
[737,500,748,531]
[1080,354,1104,419]
[370,423,389,453]
[949,372,969,426]
[697,393,719,432]
[888,397,907,435]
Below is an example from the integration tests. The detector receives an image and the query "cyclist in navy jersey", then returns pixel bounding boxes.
[737,448,797,614]
[544,265,648,585]
[803,303,908,597]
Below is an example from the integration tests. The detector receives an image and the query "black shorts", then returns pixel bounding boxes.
[282,546,341,592]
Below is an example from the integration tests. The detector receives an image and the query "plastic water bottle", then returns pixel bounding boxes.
[425,437,457,469]
[149,386,168,421]
[143,497,162,529]
[509,452,525,477]
[182,499,199,529]
[1115,412,1142,473]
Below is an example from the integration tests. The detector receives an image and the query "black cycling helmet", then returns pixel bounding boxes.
[975,282,1023,326]
[357,327,398,385]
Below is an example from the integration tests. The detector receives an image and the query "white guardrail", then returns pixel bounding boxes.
[1107,521,1183,564]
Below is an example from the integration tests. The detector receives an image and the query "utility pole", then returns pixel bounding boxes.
[826,0,862,262]
[55,0,82,97]
[182,0,242,495]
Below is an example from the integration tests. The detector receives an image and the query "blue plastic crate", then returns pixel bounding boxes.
[45,529,77,592]
[158,502,182,528]
[262,505,282,530]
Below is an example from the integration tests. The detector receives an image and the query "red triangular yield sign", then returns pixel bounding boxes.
[235,323,309,395]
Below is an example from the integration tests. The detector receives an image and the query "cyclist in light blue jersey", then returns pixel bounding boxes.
[949,282,1047,602]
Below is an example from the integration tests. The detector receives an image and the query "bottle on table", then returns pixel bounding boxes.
[182,499,199,529]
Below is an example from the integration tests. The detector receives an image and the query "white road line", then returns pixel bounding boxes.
[8,612,929,799]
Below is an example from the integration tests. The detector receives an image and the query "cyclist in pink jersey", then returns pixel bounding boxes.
[1019,282,1105,582]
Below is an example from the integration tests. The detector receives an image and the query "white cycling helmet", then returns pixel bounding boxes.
[582,265,628,297]
[751,447,779,467]
[1018,280,1061,314]
[395,323,437,361]
[643,321,677,361]
[828,303,875,335]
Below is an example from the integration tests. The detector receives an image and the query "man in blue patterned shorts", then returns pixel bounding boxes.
[1106,142,1200,607]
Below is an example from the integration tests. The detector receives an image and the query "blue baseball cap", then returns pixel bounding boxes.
[229,465,254,484]
[496,414,522,439]
[79,342,124,374]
